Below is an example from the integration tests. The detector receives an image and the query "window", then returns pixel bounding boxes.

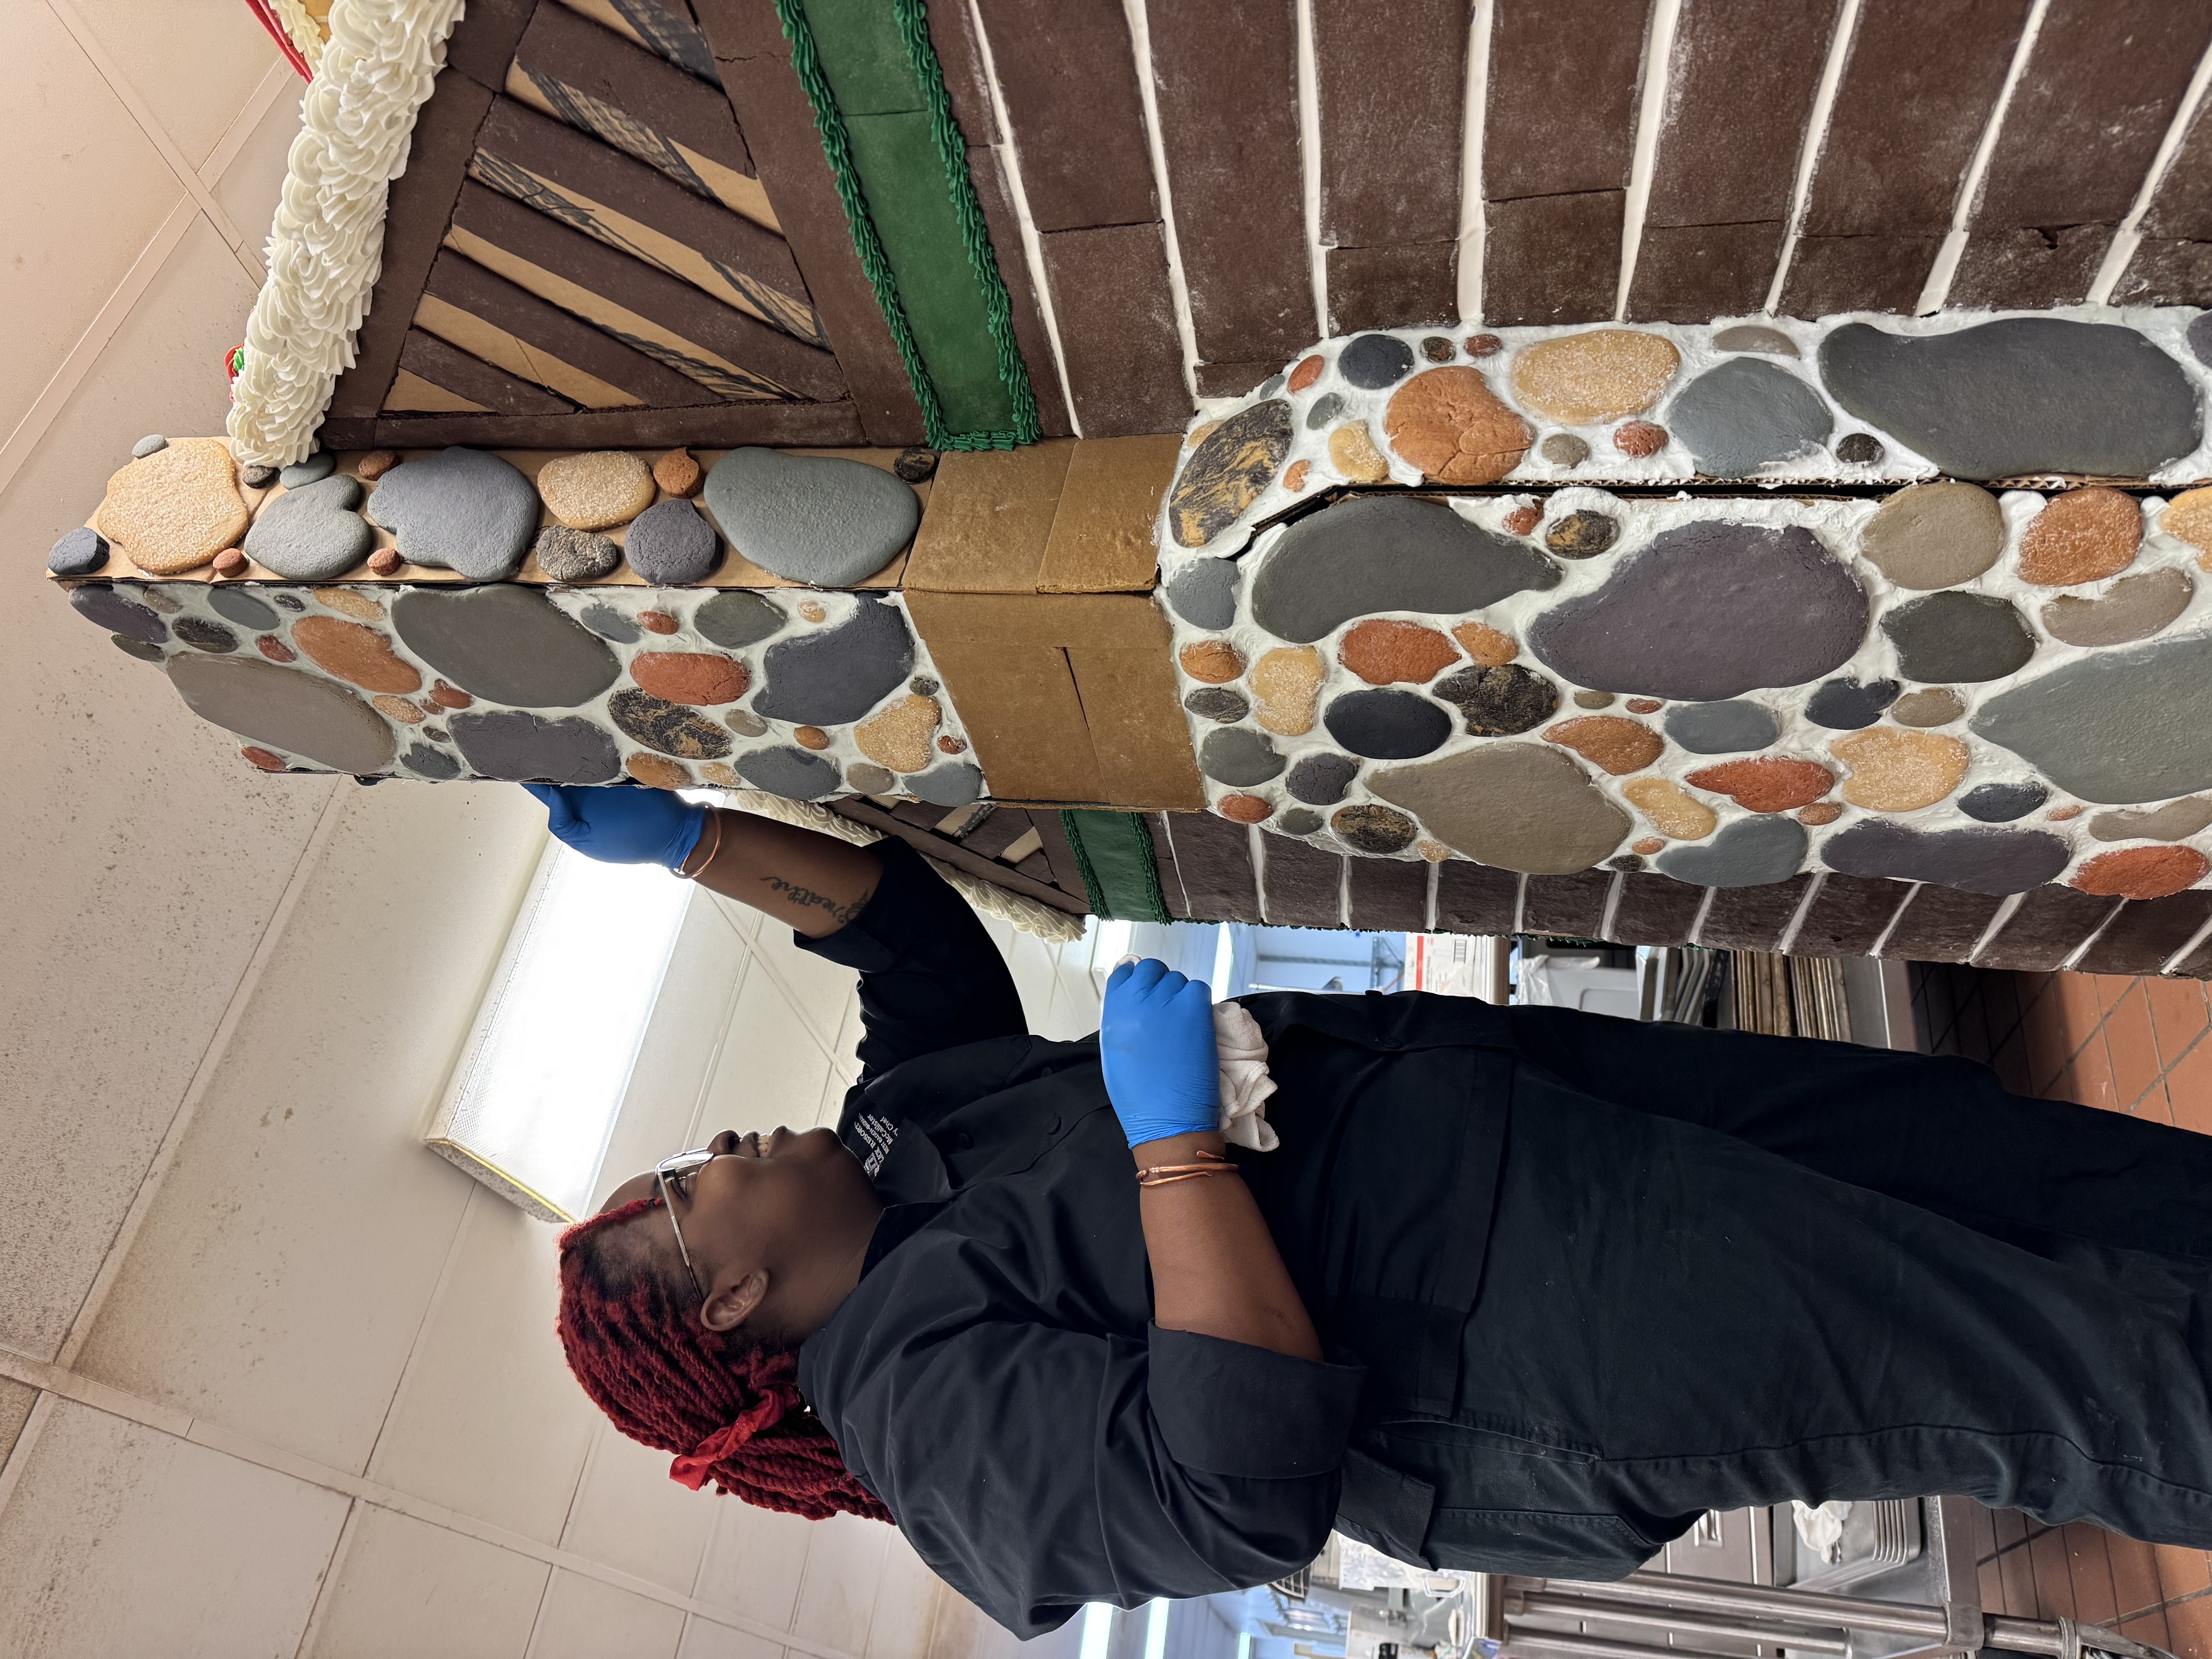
[423,839,693,1222]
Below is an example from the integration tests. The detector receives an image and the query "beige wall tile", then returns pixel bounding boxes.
[750,925,864,1047]
[679,1619,787,1659]
[0,1379,38,1469]
[0,1397,347,1658]
[68,0,283,168]
[528,1569,686,1659]
[68,783,544,1466]
[0,215,334,1362]
[865,1531,949,1659]
[211,73,304,258]
[367,1189,602,1545]
[699,967,834,1138]
[693,1501,815,1631]
[0,1,186,437]
[1002,932,1059,1032]
[559,1426,719,1596]
[791,1510,894,1654]
[307,1505,548,1659]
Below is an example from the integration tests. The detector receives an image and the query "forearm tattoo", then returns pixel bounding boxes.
[758,874,866,925]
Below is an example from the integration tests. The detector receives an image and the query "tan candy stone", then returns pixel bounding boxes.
[1831,728,1969,811]
[1623,777,1718,841]
[2161,487,2212,564]
[313,587,384,621]
[95,438,248,574]
[1509,329,1680,423]
[293,616,422,694]
[1382,367,1531,485]
[1797,802,1843,826]
[1339,619,1458,685]
[1251,646,1324,736]
[1632,837,1665,856]
[356,450,399,481]
[653,448,702,497]
[855,694,942,773]
[627,753,691,789]
[1859,482,2004,590]
[1452,621,1518,666]
[538,450,656,530]
[372,694,425,725]
[1179,640,1246,683]
[1543,716,1663,775]
[2017,486,2141,585]
[794,726,830,751]
[1327,422,1391,483]
[698,762,739,787]
[1890,687,1966,727]
[1418,839,1454,861]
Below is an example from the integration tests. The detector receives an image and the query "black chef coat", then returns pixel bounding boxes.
[792,841,2212,1634]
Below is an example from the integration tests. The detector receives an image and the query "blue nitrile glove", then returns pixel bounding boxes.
[524,783,707,871]
[1100,957,1221,1148]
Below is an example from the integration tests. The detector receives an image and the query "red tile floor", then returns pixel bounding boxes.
[1910,965,2212,1651]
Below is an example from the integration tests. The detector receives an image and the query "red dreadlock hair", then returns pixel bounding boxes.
[556,1196,892,1522]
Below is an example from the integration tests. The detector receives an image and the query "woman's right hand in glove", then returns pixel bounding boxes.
[523,783,707,871]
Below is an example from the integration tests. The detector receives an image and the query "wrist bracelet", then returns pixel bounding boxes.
[1135,1148,1238,1188]
[676,810,722,880]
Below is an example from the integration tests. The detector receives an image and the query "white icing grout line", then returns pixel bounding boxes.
[1597,873,1627,943]
[1613,0,1680,321]
[1249,825,1272,923]
[1773,871,1828,956]
[2163,904,2212,978]
[2059,896,2127,973]
[1916,0,2049,315]
[2087,32,2212,306]
[1122,0,1203,405]
[1337,848,1354,930]
[1456,0,1493,326]
[1511,873,1528,935]
[52,778,349,1371]
[1426,861,1442,933]
[1763,0,1862,318]
[1686,880,1719,947]
[1866,882,1921,959]
[964,0,1083,437]
[1966,890,2026,966]
[1295,0,1328,337]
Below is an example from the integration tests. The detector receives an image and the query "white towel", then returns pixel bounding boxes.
[1113,957,1278,1152]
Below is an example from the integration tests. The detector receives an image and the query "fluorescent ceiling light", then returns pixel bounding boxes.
[1081,1603,1115,1659]
[426,841,692,1221]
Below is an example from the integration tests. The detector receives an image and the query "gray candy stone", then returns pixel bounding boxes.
[364,447,538,581]
[1972,632,2212,803]
[2191,312,2212,370]
[1663,700,1778,753]
[48,527,109,576]
[579,602,642,643]
[1959,781,2049,822]
[1528,522,1868,700]
[70,583,167,644]
[1252,497,1559,643]
[1818,318,2203,480]
[695,590,786,648]
[111,634,167,664]
[169,654,396,774]
[206,588,280,631]
[392,585,621,708]
[241,465,279,489]
[1821,820,2070,894]
[704,447,918,587]
[1859,482,2004,590]
[1287,751,1359,805]
[1305,392,1346,431]
[753,597,913,724]
[1279,808,1324,835]
[1834,433,1885,466]
[1540,433,1589,467]
[2089,798,2212,842]
[725,708,769,736]
[736,744,842,800]
[1339,334,1416,390]
[131,434,167,459]
[1367,743,1629,874]
[243,475,374,581]
[1667,358,1832,477]
[2041,569,2193,648]
[846,763,896,794]
[1656,816,1808,889]
[1804,678,1899,729]
[1184,687,1249,722]
[911,762,985,807]
[1165,558,1241,629]
[624,497,720,584]
[534,525,622,583]
[609,689,734,759]
[1200,727,1286,786]
[1711,325,1798,358]
[1324,689,1452,759]
[1257,374,1286,397]
[1881,592,2035,683]
[401,744,463,781]
[279,451,336,488]
[450,711,621,784]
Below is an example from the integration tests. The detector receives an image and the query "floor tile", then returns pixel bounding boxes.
[2111,1534,2166,1620]
[2098,973,2140,1014]
[2029,1525,2076,1618]
[2164,1589,2212,1659]
[2072,1036,2120,1114]
[2149,978,2212,1069]
[1991,1032,2033,1097]
[2063,1522,2120,1624]
[2168,1037,2212,1135]
[1998,1537,2036,1616]
[2105,986,2165,1110]
[2157,1543,2212,1600]
[2122,1610,2175,1651]
[2024,1006,2076,1097]
[2052,973,2109,1055]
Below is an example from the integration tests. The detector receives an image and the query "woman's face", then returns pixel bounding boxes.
[599,1125,882,1339]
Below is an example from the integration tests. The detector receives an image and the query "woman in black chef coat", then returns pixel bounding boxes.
[541,786,2212,1638]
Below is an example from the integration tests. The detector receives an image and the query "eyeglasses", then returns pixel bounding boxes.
[655,1147,721,1305]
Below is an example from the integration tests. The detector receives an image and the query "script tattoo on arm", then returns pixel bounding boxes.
[758,873,867,927]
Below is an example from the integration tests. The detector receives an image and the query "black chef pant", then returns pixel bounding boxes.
[1359,1011,2212,1574]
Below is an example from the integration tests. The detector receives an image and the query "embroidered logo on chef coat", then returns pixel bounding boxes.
[851,1112,899,1178]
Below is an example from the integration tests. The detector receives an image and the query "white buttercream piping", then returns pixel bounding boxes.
[270,0,329,74]
[228,0,467,467]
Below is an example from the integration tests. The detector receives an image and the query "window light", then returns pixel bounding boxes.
[1081,1603,1115,1659]
[1145,1599,1172,1659]
[425,838,693,1222]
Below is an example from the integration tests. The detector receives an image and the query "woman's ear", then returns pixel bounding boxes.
[701,1267,768,1334]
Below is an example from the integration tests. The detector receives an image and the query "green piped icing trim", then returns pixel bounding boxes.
[1061,811,1172,923]
[773,0,1040,451]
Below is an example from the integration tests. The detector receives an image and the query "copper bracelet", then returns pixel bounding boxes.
[676,810,723,880]
[1135,1148,1238,1188]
